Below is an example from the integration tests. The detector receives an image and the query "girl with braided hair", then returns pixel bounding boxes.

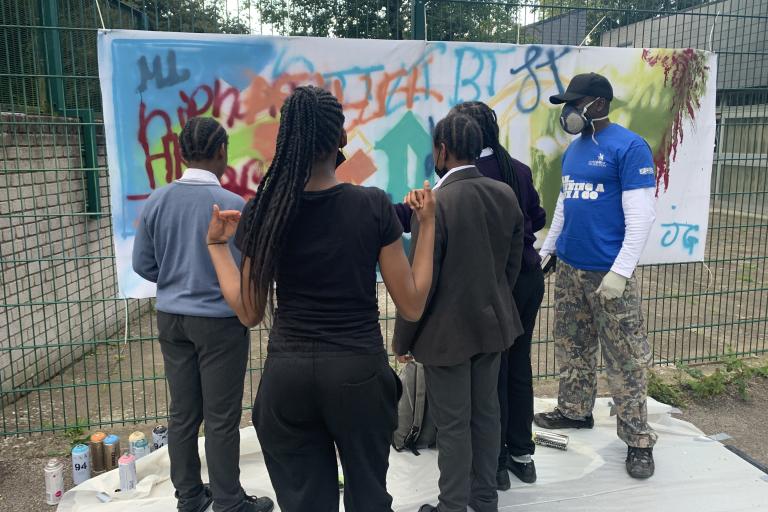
[451,101,547,489]
[392,112,526,512]
[133,116,274,512]
[206,85,436,512]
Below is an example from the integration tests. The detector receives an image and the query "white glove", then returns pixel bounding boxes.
[596,271,628,300]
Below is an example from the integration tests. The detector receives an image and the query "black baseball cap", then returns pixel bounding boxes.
[549,72,614,104]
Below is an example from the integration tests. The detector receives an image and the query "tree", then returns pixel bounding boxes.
[256,0,522,42]
[255,0,406,38]
[123,0,250,34]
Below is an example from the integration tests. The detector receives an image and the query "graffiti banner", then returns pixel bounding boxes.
[97,30,716,298]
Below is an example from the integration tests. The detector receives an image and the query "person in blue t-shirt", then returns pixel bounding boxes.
[534,73,659,479]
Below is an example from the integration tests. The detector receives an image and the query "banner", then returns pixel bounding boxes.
[97,30,717,298]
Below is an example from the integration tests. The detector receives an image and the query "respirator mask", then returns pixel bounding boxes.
[560,98,608,144]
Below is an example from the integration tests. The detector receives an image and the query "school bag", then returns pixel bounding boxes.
[392,360,437,455]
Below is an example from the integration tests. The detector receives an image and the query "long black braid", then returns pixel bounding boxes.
[432,112,483,162]
[451,101,520,200]
[180,116,228,161]
[239,86,345,320]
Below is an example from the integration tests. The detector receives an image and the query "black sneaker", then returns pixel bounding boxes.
[533,409,594,429]
[496,465,511,491]
[418,505,438,512]
[626,447,654,479]
[508,458,537,484]
[176,484,212,512]
[241,494,275,512]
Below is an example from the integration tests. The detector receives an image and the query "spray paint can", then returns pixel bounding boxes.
[118,452,138,492]
[71,444,91,485]
[89,431,107,473]
[103,434,121,471]
[152,425,168,451]
[44,458,64,505]
[533,430,569,451]
[129,431,150,459]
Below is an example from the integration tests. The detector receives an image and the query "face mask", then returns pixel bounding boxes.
[560,99,608,143]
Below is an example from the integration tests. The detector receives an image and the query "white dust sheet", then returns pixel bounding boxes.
[57,398,768,511]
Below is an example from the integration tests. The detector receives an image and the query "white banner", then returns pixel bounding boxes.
[97,30,717,298]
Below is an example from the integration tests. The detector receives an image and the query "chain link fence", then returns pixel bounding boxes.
[1,0,766,435]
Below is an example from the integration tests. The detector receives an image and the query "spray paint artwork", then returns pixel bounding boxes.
[97,30,716,298]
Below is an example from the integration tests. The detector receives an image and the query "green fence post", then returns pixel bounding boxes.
[38,0,65,111]
[38,0,102,215]
[65,108,101,214]
[412,0,426,40]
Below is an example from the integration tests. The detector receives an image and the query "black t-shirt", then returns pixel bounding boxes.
[234,183,403,349]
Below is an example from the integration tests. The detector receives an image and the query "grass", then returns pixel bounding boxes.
[647,370,686,407]
[59,419,93,447]
[648,350,768,406]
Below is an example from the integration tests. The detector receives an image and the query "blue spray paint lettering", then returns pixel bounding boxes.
[509,46,570,113]
[137,50,190,93]
[451,47,517,105]
[660,222,700,255]
[385,43,446,114]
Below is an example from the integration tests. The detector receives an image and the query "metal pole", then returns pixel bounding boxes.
[412,0,426,40]
[38,0,65,111]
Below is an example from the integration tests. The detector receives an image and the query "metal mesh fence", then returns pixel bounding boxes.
[0,0,766,435]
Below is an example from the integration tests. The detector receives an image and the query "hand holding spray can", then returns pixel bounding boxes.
[44,458,64,505]
[71,444,91,485]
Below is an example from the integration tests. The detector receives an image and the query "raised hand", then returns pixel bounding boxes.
[207,204,241,244]
[406,180,435,224]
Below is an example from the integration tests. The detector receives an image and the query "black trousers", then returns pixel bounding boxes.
[425,352,501,512]
[498,266,545,460]
[158,312,250,512]
[252,342,399,512]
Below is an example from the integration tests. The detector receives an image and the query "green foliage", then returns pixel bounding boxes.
[255,0,522,42]
[63,420,92,447]
[257,0,410,39]
[137,0,251,34]
[647,370,686,407]
[682,366,728,398]
[676,350,768,401]
[650,349,768,405]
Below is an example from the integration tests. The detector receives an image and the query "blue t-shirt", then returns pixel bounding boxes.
[556,123,655,271]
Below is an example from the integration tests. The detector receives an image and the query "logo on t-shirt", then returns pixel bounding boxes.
[562,175,605,200]
[639,166,655,175]
[588,153,607,167]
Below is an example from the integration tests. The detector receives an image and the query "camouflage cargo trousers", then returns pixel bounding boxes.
[553,260,658,448]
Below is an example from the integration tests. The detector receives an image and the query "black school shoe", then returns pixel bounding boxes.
[418,505,438,512]
[533,409,594,429]
[496,465,511,490]
[626,447,655,479]
[176,484,212,512]
[508,458,537,484]
[240,494,275,512]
